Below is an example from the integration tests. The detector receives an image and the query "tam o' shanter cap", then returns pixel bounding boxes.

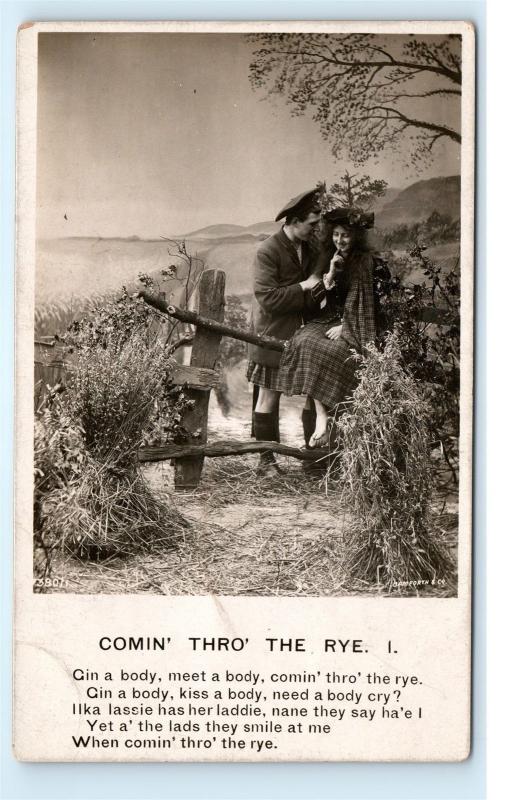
[324,207,375,229]
[275,188,321,222]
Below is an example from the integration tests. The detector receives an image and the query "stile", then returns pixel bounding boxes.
[173,269,226,489]
[32,283,455,484]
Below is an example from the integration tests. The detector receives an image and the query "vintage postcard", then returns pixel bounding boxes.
[14,20,474,761]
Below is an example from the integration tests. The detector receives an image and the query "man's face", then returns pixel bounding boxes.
[293,211,321,242]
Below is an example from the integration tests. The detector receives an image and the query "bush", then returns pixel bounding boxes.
[67,329,174,462]
[375,213,460,250]
[329,331,454,592]
[34,294,190,572]
[34,401,88,575]
[375,244,460,482]
[61,291,194,448]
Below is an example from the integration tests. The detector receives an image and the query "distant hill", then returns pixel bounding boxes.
[376,176,460,228]
[371,188,401,214]
[180,223,248,239]
[245,220,280,237]
[180,177,462,240]
[178,221,280,240]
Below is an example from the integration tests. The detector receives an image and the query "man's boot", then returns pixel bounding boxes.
[269,395,281,443]
[254,411,281,473]
[301,406,316,449]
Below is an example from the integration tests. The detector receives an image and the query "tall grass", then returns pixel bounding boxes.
[35,296,106,338]
[34,298,189,575]
[328,331,454,592]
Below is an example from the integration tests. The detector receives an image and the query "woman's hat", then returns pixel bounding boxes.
[275,188,321,222]
[324,207,375,229]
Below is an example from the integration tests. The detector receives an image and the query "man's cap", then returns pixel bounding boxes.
[275,189,321,222]
[324,207,375,229]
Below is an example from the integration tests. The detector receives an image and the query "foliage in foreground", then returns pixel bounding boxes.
[376,244,461,480]
[34,297,189,575]
[328,331,454,592]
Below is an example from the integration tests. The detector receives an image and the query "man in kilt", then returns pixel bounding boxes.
[246,189,323,471]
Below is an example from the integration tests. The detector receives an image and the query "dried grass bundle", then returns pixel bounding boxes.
[328,331,454,591]
[40,458,188,560]
[34,326,189,572]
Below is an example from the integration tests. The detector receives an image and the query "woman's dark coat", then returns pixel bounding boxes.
[247,228,321,368]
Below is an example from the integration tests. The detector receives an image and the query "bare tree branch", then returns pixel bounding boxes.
[247,33,462,169]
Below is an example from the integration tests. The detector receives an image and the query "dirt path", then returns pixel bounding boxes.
[48,458,358,596]
[47,456,457,597]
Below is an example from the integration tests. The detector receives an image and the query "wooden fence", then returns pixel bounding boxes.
[34,268,452,489]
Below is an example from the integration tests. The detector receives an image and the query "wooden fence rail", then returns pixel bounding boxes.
[139,289,453,338]
[138,290,285,352]
[138,439,328,463]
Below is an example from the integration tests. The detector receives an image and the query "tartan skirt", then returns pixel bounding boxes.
[276,320,361,408]
[246,360,281,390]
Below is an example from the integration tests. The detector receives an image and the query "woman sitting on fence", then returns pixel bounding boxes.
[276,207,390,447]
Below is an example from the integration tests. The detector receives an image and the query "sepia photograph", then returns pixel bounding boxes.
[31,25,470,600]
[12,18,476,767]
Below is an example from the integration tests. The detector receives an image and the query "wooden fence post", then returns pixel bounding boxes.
[173,269,226,489]
[34,339,68,411]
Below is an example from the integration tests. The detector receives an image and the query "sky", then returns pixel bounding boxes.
[36,32,461,239]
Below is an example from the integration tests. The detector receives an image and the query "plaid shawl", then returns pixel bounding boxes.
[337,250,376,352]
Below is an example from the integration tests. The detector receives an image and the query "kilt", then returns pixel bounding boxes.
[276,319,361,408]
[246,360,281,390]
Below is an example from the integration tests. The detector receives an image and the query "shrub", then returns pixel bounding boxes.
[34,401,88,576]
[375,244,461,482]
[61,288,156,353]
[34,294,190,571]
[67,329,174,463]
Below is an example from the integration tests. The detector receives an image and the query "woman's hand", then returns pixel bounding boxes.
[324,252,345,291]
[330,252,345,270]
[325,324,343,341]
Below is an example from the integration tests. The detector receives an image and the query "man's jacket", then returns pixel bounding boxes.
[247,228,321,368]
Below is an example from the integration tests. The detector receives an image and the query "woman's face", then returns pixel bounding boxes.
[332,225,354,256]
